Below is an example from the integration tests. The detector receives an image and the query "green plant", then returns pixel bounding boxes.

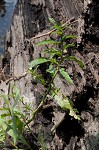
[0,84,48,149]
[0,84,35,149]
[0,18,84,149]
[28,18,84,123]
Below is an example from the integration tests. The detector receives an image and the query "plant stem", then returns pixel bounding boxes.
[6,134,19,149]
[26,18,69,125]
[26,66,59,125]
[26,123,39,142]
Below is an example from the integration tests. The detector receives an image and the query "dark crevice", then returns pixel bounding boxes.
[42,106,54,122]
[84,0,99,45]
[22,2,47,38]
[56,115,84,144]
[55,85,98,145]
[75,86,98,113]
[28,44,34,61]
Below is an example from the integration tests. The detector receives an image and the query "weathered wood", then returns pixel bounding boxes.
[0,0,99,149]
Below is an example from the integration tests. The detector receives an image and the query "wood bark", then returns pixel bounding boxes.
[0,0,99,149]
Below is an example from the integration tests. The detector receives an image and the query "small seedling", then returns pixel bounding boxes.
[28,18,84,123]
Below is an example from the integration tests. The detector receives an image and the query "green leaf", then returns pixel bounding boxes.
[12,112,18,145]
[59,68,73,84]
[64,35,77,39]
[46,64,55,75]
[12,86,20,108]
[36,40,60,46]
[63,44,75,49]
[51,87,60,98]
[50,49,62,58]
[0,94,12,115]
[69,109,80,120]
[0,129,5,143]
[44,48,62,58]
[50,51,61,58]
[16,117,23,133]
[0,107,9,111]
[50,58,57,64]
[55,95,69,109]
[18,134,32,149]
[49,18,56,24]
[0,117,7,131]
[1,113,11,118]
[65,56,84,68]
[49,18,62,33]
[61,35,77,42]
[29,58,49,70]
[54,94,80,120]
[6,126,13,137]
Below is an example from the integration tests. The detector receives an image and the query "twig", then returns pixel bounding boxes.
[42,102,54,110]
[6,133,19,149]
[6,72,28,84]
[27,17,78,42]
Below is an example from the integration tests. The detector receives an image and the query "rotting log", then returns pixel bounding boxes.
[0,0,99,149]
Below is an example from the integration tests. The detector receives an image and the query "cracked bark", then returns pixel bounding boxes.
[0,0,99,149]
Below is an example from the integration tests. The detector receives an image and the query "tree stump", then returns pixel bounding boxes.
[0,0,99,149]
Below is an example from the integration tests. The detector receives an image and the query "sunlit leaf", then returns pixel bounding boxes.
[69,109,80,120]
[49,18,56,24]
[46,64,55,75]
[59,68,73,84]
[0,129,5,143]
[36,40,60,46]
[29,58,49,70]
[54,94,80,120]
[63,44,75,49]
